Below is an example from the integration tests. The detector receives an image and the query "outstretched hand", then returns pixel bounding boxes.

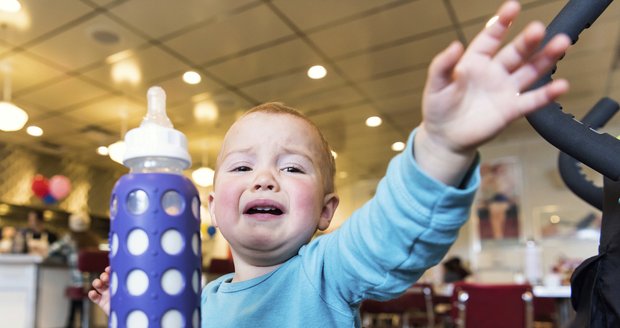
[88,266,111,316]
[416,1,571,185]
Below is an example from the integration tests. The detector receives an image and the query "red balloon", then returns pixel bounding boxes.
[31,174,50,198]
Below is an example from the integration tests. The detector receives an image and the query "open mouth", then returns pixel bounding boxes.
[243,200,285,217]
[245,206,283,215]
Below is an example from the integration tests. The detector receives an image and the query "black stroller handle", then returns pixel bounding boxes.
[526,0,619,181]
[558,98,619,210]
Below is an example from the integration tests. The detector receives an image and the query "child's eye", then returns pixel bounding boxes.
[231,166,252,172]
[282,166,304,173]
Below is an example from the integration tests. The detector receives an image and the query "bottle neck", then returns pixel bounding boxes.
[125,156,186,174]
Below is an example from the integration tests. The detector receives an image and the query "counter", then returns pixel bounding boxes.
[0,254,42,328]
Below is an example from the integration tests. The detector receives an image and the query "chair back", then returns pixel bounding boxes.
[77,249,109,273]
[360,283,436,328]
[451,283,533,328]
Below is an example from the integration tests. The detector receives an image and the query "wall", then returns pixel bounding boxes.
[0,142,123,236]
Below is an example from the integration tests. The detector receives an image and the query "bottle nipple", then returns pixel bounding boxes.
[141,86,173,128]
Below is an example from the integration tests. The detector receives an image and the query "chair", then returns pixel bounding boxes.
[450,283,534,328]
[360,283,436,328]
[77,249,109,328]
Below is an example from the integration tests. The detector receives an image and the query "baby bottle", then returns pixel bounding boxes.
[109,86,201,328]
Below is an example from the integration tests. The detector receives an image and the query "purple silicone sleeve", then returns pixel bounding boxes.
[109,172,201,328]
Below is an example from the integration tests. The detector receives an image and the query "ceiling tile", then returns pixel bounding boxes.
[0,0,92,46]
[14,76,109,110]
[356,69,427,100]
[239,69,347,103]
[336,31,456,80]
[2,52,65,93]
[271,0,390,30]
[110,0,256,39]
[81,45,192,92]
[307,0,452,58]
[27,14,148,70]
[206,39,320,85]
[162,4,294,66]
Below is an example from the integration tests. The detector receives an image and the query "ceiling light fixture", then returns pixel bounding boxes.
[0,0,21,13]
[97,146,109,156]
[183,71,201,85]
[0,62,28,131]
[391,141,405,152]
[26,125,43,137]
[365,116,382,127]
[307,65,327,79]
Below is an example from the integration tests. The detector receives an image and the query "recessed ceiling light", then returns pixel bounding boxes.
[0,0,21,13]
[183,71,201,85]
[307,65,327,79]
[97,146,109,156]
[391,141,405,152]
[26,125,43,137]
[330,150,337,159]
[365,116,382,127]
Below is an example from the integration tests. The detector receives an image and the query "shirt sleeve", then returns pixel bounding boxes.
[300,128,480,308]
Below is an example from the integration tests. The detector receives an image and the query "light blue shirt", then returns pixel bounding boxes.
[201,130,479,327]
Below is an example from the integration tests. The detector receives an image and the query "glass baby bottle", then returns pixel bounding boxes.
[109,86,201,328]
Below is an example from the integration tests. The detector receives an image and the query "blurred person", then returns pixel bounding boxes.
[48,211,101,328]
[443,256,471,284]
[0,226,16,253]
[16,210,58,257]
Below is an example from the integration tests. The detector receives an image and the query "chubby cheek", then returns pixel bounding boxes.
[212,182,243,228]
[287,180,324,223]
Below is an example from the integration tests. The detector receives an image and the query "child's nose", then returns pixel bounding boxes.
[252,171,279,191]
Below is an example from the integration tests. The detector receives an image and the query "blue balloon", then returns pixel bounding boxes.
[43,194,57,204]
[207,225,217,237]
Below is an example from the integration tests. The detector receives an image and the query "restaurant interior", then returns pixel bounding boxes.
[0,0,619,327]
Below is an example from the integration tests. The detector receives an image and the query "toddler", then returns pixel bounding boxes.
[89,1,571,327]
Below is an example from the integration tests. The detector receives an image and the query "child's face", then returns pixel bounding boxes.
[208,112,339,266]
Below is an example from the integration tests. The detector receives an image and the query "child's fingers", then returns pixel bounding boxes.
[88,290,101,303]
[515,79,569,115]
[426,41,464,92]
[493,21,546,73]
[100,271,109,284]
[512,34,571,90]
[466,1,521,58]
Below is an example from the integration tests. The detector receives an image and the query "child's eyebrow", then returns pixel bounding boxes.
[280,146,316,164]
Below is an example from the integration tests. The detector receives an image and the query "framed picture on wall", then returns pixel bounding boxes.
[474,157,522,244]
[533,205,601,241]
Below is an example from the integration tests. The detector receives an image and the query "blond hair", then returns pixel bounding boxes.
[219,102,336,193]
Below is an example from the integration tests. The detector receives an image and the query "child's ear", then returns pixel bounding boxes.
[208,192,218,227]
[317,193,339,231]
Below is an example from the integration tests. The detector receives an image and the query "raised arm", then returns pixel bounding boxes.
[415,0,571,186]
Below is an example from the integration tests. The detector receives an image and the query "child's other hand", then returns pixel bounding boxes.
[417,1,570,185]
[88,266,111,316]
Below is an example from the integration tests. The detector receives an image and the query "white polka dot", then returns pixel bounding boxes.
[126,270,149,296]
[110,312,117,328]
[193,309,199,328]
[162,190,184,216]
[161,269,184,295]
[192,270,199,294]
[161,309,184,328]
[126,310,148,328]
[192,197,200,220]
[111,233,119,257]
[111,272,118,296]
[161,229,184,255]
[110,196,118,220]
[192,234,199,256]
[127,229,149,255]
[127,189,149,215]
